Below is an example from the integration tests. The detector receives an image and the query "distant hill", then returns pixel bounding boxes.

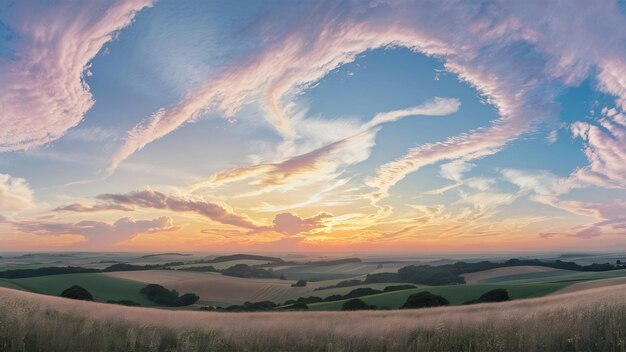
[206,254,285,264]
[139,253,192,259]
[304,258,362,266]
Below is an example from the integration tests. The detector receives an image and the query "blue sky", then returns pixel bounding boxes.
[1,0,626,251]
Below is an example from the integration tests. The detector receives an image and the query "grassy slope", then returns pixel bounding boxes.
[307,283,419,298]
[0,273,157,306]
[1,283,625,351]
[480,268,626,283]
[307,281,572,310]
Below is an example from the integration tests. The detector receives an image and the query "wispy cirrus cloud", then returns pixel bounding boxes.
[95,189,267,231]
[0,0,153,152]
[54,203,134,213]
[571,107,626,188]
[190,97,459,191]
[111,0,626,205]
[56,188,334,236]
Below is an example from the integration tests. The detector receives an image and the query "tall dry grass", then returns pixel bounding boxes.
[0,284,625,352]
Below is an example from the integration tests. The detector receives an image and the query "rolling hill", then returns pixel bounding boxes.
[0,280,624,351]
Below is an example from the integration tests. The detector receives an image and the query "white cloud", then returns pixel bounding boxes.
[0,174,34,211]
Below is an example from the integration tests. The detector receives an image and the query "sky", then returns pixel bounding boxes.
[1,0,626,253]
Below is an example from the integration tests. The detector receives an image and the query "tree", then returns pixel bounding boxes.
[401,291,449,309]
[464,289,510,305]
[342,298,371,310]
[140,284,199,307]
[291,279,307,287]
[175,293,200,306]
[60,285,93,301]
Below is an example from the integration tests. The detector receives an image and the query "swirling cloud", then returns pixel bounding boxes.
[0,0,153,152]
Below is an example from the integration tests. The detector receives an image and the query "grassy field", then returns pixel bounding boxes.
[0,273,157,307]
[461,265,562,283]
[0,282,624,351]
[479,268,626,284]
[170,259,273,270]
[103,270,342,306]
[310,282,418,298]
[273,262,409,280]
[308,281,574,310]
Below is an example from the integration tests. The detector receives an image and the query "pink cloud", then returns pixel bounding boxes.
[272,212,332,236]
[0,0,153,152]
[95,189,267,231]
[0,215,175,246]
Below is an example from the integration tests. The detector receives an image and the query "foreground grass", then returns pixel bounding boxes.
[0,284,625,351]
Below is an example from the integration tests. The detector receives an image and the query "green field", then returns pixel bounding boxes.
[307,281,574,310]
[309,283,419,298]
[0,273,158,307]
[480,268,626,283]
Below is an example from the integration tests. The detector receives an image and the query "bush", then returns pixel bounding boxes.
[342,299,372,311]
[323,294,343,302]
[291,279,307,287]
[223,301,278,312]
[384,285,416,292]
[401,291,449,309]
[139,284,199,307]
[343,287,382,299]
[60,285,93,301]
[176,293,200,306]
[464,288,510,305]
[221,264,274,278]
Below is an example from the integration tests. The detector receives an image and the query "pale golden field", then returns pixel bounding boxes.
[0,280,625,351]
[103,270,342,305]
[554,276,626,294]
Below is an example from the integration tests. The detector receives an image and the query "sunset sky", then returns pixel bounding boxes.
[2,0,626,252]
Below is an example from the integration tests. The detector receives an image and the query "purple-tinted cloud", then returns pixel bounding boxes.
[0,0,153,152]
[0,215,175,246]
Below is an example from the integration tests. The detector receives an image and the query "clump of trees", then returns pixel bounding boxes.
[384,285,416,292]
[314,279,362,291]
[220,264,275,279]
[342,287,382,299]
[139,284,199,307]
[342,299,374,310]
[1,267,99,279]
[291,279,307,287]
[178,266,217,272]
[60,285,93,301]
[401,292,449,309]
[464,289,510,305]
